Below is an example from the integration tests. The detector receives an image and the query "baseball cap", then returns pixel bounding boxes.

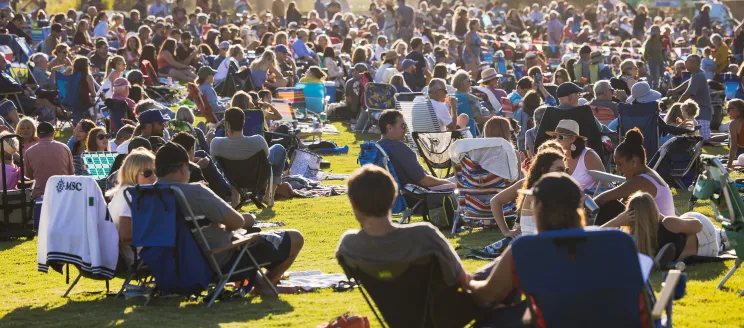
[274,44,289,53]
[197,66,217,79]
[219,41,231,49]
[556,82,583,98]
[139,109,171,124]
[401,59,416,71]
[37,121,55,138]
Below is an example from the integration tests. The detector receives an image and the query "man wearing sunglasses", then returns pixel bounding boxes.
[155,142,304,295]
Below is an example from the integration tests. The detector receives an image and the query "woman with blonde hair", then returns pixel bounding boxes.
[106,149,157,266]
[85,127,110,152]
[483,116,513,141]
[617,59,639,96]
[249,50,287,89]
[102,55,126,98]
[15,117,39,153]
[48,44,74,72]
[602,191,729,260]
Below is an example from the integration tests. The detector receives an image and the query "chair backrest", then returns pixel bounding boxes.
[535,106,606,162]
[186,83,217,123]
[364,83,397,111]
[82,151,118,180]
[511,229,650,327]
[590,105,616,126]
[126,185,214,295]
[453,94,479,137]
[412,131,461,176]
[500,97,514,117]
[394,92,423,102]
[215,151,271,193]
[649,136,703,181]
[54,71,82,108]
[275,87,306,109]
[337,254,479,328]
[271,99,298,123]
[396,96,440,134]
[297,82,326,114]
[140,60,158,87]
[243,109,267,137]
[358,141,407,214]
[618,102,660,160]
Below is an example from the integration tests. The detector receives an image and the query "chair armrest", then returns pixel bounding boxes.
[588,170,626,184]
[652,269,682,320]
[211,233,262,255]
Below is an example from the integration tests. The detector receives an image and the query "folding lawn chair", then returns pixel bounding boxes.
[396,93,440,147]
[297,82,328,115]
[590,105,616,126]
[37,176,116,297]
[449,138,520,234]
[412,131,462,178]
[362,83,396,133]
[54,71,82,127]
[215,151,272,210]
[186,82,218,123]
[275,87,307,119]
[0,133,34,239]
[648,136,703,189]
[617,102,662,161]
[337,255,482,328]
[119,185,277,307]
[454,93,481,137]
[512,228,686,327]
[689,155,744,296]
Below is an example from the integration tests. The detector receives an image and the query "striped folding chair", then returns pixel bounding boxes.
[275,87,307,119]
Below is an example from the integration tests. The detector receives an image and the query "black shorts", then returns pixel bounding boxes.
[223,232,292,279]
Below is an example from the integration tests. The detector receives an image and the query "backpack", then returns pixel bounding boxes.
[357,141,406,214]
[127,185,214,296]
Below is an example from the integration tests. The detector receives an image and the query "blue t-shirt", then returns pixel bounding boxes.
[684,70,713,121]
[396,5,414,27]
[377,138,427,188]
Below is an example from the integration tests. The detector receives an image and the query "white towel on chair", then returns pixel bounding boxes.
[450,138,519,181]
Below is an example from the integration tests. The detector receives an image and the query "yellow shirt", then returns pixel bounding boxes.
[714,43,730,75]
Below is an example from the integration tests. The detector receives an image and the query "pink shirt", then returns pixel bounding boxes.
[24,139,74,197]
[2,163,18,191]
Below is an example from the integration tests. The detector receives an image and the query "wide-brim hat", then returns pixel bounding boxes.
[590,50,605,64]
[477,67,502,84]
[627,81,661,104]
[546,119,587,140]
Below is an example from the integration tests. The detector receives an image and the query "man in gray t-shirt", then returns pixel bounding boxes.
[669,54,713,140]
[155,142,303,295]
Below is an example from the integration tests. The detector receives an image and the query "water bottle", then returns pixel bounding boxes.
[320,112,327,125]
[312,117,319,129]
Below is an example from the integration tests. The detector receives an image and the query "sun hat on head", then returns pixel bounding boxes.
[477,67,502,84]
[590,50,605,64]
[627,82,661,104]
[113,77,130,88]
[546,119,587,140]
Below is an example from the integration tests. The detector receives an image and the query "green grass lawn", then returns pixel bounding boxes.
[1,122,744,327]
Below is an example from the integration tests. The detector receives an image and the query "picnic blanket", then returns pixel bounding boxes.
[297,123,340,135]
[279,271,348,290]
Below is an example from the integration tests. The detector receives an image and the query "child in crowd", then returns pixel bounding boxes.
[701,47,716,80]
[0,131,19,190]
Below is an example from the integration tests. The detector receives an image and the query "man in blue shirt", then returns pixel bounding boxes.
[149,0,167,18]
[395,0,415,42]
[292,29,318,66]
[314,0,325,19]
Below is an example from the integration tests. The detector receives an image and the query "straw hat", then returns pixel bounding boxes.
[546,119,587,140]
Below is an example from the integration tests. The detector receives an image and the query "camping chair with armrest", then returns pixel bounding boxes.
[337,254,482,328]
[54,71,82,127]
[689,155,744,296]
[0,63,28,115]
[617,102,662,161]
[412,131,462,178]
[119,185,276,307]
[396,93,440,148]
[648,136,704,190]
[362,83,396,133]
[0,133,34,239]
[535,105,607,166]
[512,228,686,327]
[449,138,520,234]
[186,82,218,124]
[590,105,616,126]
[243,108,299,157]
[214,151,272,210]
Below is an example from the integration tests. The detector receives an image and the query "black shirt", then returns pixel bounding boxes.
[152,33,165,53]
[406,51,427,84]
[175,44,194,64]
[89,52,109,72]
[735,30,744,57]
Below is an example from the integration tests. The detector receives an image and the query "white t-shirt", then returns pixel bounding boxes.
[430,99,453,131]
[108,188,135,266]
[214,57,235,85]
[109,140,119,152]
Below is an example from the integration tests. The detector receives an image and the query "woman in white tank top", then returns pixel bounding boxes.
[595,128,676,217]
[547,120,605,191]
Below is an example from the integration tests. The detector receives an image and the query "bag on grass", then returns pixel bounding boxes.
[316,313,370,328]
[424,192,457,229]
[290,149,322,180]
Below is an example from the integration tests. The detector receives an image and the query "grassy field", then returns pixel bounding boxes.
[1,121,744,327]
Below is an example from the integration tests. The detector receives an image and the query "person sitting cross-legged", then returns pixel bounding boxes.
[210,107,287,207]
[153,142,304,295]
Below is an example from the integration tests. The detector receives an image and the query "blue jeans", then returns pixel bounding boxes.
[268,144,287,183]
[195,150,232,200]
[647,61,664,90]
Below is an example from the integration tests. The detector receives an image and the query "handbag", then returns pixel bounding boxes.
[289,148,322,181]
[424,192,457,229]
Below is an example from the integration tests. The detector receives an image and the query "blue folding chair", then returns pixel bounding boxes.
[512,228,685,327]
[55,71,83,126]
[296,82,327,115]
[454,93,480,137]
[618,102,661,162]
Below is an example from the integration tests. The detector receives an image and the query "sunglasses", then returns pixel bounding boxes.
[550,167,570,173]
[141,169,154,178]
[96,133,110,140]
[552,134,575,141]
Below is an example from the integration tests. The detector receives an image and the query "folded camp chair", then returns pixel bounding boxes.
[337,255,482,328]
[186,82,218,123]
[37,176,116,297]
[120,185,277,307]
[689,155,744,296]
[412,131,462,178]
[449,138,520,234]
[367,142,428,224]
[215,151,272,210]
[454,93,481,137]
[512,228,685,327]
[362,83,397,133]
[648,136,703,189]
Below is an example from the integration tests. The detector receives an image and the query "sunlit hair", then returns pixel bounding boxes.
[625,191,660,257]
[105,148,155,198]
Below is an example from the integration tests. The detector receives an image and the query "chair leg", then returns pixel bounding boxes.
[207,278,228,307]
[62,273,82,297]
[245,250,279,296]
[450,211,461,235]
[13,94,24,115]
[717,258,742,290]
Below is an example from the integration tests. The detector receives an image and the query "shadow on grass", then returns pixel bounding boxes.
[683,261,730,282]
[0,293,293,327]
[0,238,30,252]
[257,207,277,220]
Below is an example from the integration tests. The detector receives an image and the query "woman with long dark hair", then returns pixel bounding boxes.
[157,38,197,82]
[72,57,97,125]
[123,35,141,68]
[71,119,96,175]
[140,44,158,72]
[285,1,302,25]
[260,32,274,48]
[85,127,110,152]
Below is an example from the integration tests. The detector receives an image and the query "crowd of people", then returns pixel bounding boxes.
[0,0,741,316]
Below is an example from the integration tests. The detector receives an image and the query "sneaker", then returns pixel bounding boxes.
[720,229,731,252]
